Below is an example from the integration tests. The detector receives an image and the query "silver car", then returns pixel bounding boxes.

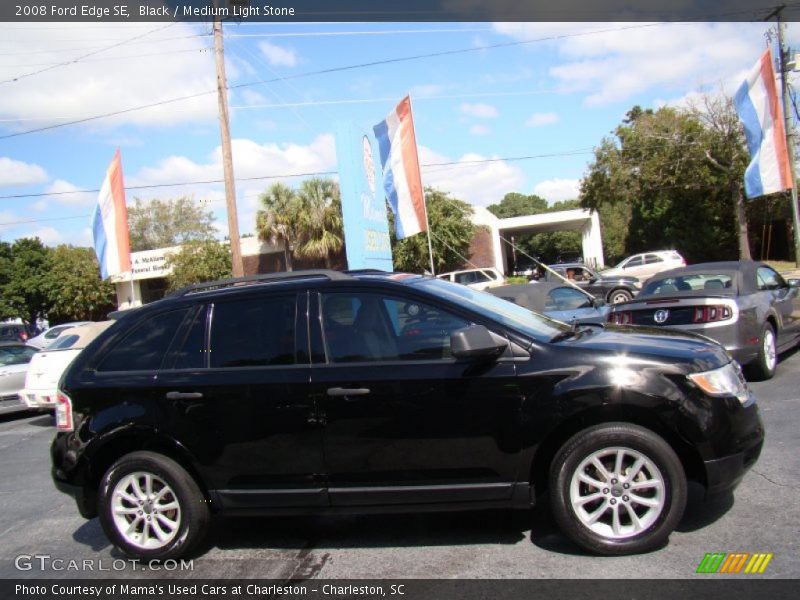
[0,342,38,415]
[609,261,800,379]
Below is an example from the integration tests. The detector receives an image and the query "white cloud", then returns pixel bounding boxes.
[127,134,337,236]
[0,157,48,187]
[257,41,298,67]
[0,210,20,236]
[533,178,581,203]
[469,124,491,136]
[0,23,217,129]
[459,103,499,119]
[419,146,526,207]
[525,112,559,127]
[27,226,64,246]
[493,22,769,106]
[44,179,97,207]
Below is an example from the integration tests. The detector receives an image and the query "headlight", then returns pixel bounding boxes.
[688,362,750,404]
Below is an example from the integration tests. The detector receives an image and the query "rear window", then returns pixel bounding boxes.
[97,309,189,372]
[642,273,734,295]
[50,334,80,350]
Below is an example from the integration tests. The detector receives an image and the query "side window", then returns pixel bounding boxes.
[45,326,67,339]
[172,307,207,370]
[644,254,664,264]
[625,256,644,267]
[455,272,474,285]
[98,309,189,372]
[210,296,297,368]
[472,271,492,283]
[321,293,470,362]
[757,267,784,291]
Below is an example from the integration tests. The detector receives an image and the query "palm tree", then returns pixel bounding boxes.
[256,182,303,271]
[296,178,344,269]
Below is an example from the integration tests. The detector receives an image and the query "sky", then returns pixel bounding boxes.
[0,18,798,249]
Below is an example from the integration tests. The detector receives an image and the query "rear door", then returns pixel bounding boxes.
[159,292,326,509]
[311,288,524,507]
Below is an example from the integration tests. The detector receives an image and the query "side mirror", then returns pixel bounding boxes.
[788,278,800,288]
[450,325,508,360]
[588,277,598,284]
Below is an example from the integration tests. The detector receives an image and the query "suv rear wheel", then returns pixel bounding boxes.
[549,423,686,555]
[98,451,210,560]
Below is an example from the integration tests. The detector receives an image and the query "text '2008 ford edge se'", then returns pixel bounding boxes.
[51,270,764,560]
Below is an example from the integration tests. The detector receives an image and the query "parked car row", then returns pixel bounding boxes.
[0,320,109,415]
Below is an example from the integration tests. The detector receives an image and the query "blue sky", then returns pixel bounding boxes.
[0,20,797,248]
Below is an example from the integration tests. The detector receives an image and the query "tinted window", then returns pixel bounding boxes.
[98,310,189,372]
[321,293,470,362]
[50,334,80,350]
[642,273,734,295]
[757,267,784,291]
[172,307,207,370]
[45,326,68,339]
[644,254,664,264]
[210,296,297,368]
[625,256,644,267]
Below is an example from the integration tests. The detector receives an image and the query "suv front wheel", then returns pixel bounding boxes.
[549,423,687,555]
[98,451,210,561]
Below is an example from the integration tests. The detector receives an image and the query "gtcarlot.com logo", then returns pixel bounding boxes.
[696,552,773,574]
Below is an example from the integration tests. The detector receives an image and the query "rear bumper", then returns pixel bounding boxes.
[20,388,57,409]
[52,467,96,519]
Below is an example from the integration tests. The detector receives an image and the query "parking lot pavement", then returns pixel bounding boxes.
[0,353,798,581]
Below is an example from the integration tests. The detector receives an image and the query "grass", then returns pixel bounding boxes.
[766,260,798,274]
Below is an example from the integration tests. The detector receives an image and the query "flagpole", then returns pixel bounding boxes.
[407,94,436,275]
[129,270,135,308]
[774,9,800,266]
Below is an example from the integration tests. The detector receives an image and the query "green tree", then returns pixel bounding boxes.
[296,178,344,268]
[256,182,304,271]
[486,192,548,218]
[42,246,116,323]
[165,240,232,292]
[580,102,748,263]
[390,188,474,273]
[128,196,216,252]
[0,238,50,325]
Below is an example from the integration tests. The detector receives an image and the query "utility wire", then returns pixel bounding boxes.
[0,22,672,140]
[0,22,184,85]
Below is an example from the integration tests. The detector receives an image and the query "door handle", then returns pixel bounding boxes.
[166,391,204,400]
[326,387,370,397]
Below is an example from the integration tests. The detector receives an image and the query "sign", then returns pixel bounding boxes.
[334,121,393,271]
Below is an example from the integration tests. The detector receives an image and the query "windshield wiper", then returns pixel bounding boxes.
[550,322,601,342]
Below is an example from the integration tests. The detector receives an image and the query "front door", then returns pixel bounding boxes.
[311,290,524,506]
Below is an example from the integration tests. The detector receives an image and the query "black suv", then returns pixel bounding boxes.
[52,270,763,560]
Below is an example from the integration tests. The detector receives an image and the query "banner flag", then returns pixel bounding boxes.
[92,150,131,279]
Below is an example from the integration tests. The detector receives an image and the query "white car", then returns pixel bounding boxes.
[0,343,38,415]
[436,267,505,290]
[600,250,685,281]
[20,322,112,411]
[27,321,91,349]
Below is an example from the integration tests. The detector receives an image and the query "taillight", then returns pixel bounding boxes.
[609,311,633,325]
[693,305,732,323]
[21,332,28,341]
[55,391,74,432]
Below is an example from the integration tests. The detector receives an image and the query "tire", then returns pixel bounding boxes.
[608,288,633,304]
[750,323,777,380]
[549,423,687,555]
[98,451,210,561]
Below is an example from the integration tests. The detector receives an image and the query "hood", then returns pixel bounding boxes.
[555,325,730,373]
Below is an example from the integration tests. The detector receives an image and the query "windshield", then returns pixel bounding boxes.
[411,277,568,340]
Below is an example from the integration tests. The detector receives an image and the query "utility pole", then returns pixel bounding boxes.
[213,4,244,277]
[771,5,800,266]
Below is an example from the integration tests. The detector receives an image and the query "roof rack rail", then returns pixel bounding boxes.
[343,269,391,275]
[169,269,352,298]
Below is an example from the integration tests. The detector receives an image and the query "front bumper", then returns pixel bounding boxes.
[703,440,763,499]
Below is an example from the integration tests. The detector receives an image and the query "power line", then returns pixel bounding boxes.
[0,22,670,140]
[1,47,213,70]
[0,22,183,85]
